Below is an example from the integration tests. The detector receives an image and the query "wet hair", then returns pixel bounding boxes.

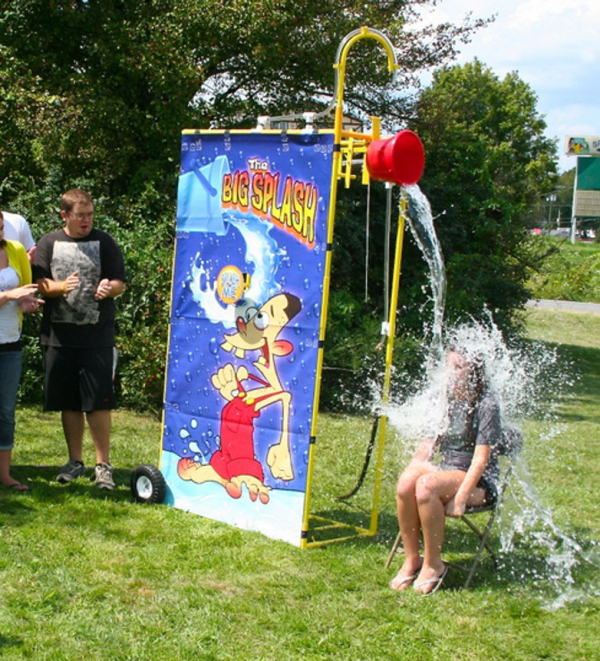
[447,347,487,405]
[447,347,488,443]
[60,189,93,214]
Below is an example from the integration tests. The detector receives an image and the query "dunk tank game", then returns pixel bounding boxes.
[158,130,335,546]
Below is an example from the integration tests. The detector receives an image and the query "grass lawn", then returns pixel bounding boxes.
[1,308,599,660]
[528,235,600,302]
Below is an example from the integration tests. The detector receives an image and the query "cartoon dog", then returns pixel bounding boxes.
[177,292,301,503]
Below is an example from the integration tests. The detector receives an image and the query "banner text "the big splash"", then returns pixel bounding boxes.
[222,168,318,248]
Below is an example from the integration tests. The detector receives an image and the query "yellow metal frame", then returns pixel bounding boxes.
[167,28,411,549]
[301,27,408,548]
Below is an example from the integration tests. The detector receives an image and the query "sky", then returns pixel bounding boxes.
[416,0,600,172]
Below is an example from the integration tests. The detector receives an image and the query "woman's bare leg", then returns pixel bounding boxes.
[413,470,466,593]
[390,462,437,590]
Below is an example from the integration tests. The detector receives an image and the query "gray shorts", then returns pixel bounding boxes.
[439,460,498,507]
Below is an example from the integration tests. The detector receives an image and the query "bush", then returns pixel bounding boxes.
[527,236,600,303]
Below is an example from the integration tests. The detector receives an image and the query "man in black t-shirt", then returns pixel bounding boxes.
[34,189,126,490]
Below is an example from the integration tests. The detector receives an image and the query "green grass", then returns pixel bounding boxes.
[1,308,599,660]
[528,236,600,303]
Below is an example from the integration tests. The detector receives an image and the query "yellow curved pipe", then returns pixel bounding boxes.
[332,27,398,145]
[301,27,400,546]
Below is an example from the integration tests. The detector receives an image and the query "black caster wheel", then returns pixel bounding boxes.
[130,464,166,504]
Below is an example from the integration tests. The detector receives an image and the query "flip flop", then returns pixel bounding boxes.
[390,573,417,591]
[2,482,31,492]
[390,559,424,591]
[413,566,448,596]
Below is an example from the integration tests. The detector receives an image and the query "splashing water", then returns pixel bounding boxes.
[381,186,599,608]
[403,184,446,363]
[500,458,600,610]
[385,318,563,452]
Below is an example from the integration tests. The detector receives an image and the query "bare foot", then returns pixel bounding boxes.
[229,475,271,504]
[413,563,448,595]
[390,557,423,591]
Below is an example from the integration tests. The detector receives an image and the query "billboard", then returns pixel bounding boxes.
[565,135,600,157]
[574,156,600,219]
[159,130,335,546]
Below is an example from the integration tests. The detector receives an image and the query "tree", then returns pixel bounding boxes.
[405,59,557,329]
[0,1,490,203]
[1,0,495,410]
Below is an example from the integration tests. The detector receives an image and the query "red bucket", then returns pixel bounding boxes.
[366,129,425,185]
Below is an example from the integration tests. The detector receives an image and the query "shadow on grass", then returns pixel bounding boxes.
[375,509,600,593]
[0,635,24,654]
[524,339,600,423]
[8,464,138,504]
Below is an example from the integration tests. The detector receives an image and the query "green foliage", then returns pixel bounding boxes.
[1,0,493,412]
[2,6,560,412]
[409,59,558,329]
[0,0,485,202]
[527,236,600,303]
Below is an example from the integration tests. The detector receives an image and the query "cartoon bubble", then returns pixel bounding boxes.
[179,429,190,439]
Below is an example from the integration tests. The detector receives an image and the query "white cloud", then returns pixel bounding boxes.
[416,0,600,171]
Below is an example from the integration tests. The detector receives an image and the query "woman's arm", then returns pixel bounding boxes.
[410,436,438,464]
[0,283,39,308]
[445,444,491,517]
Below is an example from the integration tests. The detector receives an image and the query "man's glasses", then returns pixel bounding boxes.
[68,213,94,221]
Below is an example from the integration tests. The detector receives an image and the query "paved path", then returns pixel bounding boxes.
[526,299,600,315]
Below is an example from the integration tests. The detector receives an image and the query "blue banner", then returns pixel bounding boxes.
[159,130,334,545]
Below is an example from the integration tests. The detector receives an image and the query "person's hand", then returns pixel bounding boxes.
[7,283,38,302]
[19,295,44,313]
[94,278,113,300]
[445,496,466,518]
[62,271,80,294]
[27,245,37,263]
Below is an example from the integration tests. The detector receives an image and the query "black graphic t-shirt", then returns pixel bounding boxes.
[34,229,126,348]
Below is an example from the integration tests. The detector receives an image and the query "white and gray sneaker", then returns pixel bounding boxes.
[56,459,85,483]
[94,462,116,490]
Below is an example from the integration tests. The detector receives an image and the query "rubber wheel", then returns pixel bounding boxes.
[130,464,166,504]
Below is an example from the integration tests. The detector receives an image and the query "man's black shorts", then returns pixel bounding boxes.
[43,346,116,412]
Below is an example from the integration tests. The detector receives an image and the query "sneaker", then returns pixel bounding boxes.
[94,462,115,490]
[56,459,85,483]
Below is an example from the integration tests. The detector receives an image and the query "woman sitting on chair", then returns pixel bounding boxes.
[390,347,501,595]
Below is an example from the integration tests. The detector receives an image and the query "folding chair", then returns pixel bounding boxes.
[385,425,522,589]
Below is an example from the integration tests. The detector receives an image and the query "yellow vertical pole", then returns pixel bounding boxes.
[300,46,348,549]
[301,27,400,547]
[369,193,407,533]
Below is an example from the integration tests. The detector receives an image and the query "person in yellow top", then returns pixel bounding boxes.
[0,211,42,491]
